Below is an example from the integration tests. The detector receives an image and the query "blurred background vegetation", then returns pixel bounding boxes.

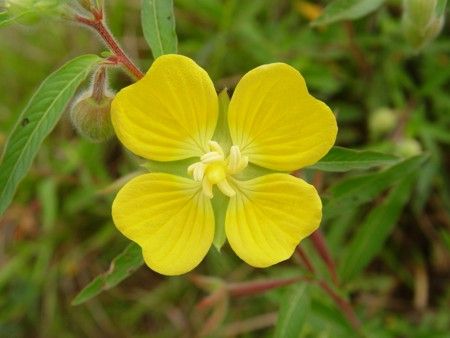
[0,0,449,337]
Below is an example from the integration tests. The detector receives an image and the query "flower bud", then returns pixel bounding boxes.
[395,138,422,158]
[369,107,398,137]
[70,95,114,142]
[402,0,446,50]
[70,67,114,142]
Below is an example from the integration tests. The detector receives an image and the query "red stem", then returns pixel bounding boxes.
[227,276,308,297]
[295,247,316,274]
[318,280,362,332]
[295,248,362,333]
[311,230,339,286]
[75,15,144,80]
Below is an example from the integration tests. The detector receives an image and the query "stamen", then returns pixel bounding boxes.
[202,178,214,198]
[208,140,224,156]
[201,151,224,163]
[188,141,247,198]
[237,155,249,172]
[228,145,240,173]
[188,163,205,182]
[217,179,236,197]
[227,145,248,175]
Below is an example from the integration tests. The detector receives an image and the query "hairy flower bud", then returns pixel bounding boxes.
[70,67,114,142]
[402,0,446,50]
[369,107,398,137]
[70,94,114,142]
[395,138,422,158]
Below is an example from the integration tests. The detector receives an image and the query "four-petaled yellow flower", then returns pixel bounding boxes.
[111,54,337,276]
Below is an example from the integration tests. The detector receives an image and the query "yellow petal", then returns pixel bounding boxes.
[112,173,214,275]
[111,54,218,161]
[228,63,337,171]
[226,174,321,268]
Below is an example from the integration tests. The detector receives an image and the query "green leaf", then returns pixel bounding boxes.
[338,174,416,282]
[309,146,399,172]
[436,0,448,16]
[0,54,101,216]
[0,0,67,28]
[141,0,178,58]
[274,283,310,338]
[311,0,385,26]
[324,155,426,219]
[72,243,144,305]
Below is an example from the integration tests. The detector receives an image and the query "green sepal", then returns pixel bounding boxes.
[141,158,197,178]
[211,188,229,251]
[212,89,232,152]
[235,162,279,180]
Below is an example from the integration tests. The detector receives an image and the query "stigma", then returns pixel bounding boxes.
[188,141,248,198]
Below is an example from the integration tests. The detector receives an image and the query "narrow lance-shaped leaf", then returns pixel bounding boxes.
[309,146,399,172]
[312,0,385,26]
[72,243,144,305]
[0,54,101,216]
[324,155,426,219]
[274,284,311,338]
[338,173,416,282]
[141,0,178,58]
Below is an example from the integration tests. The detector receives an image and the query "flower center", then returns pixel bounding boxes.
[188,141,248,198]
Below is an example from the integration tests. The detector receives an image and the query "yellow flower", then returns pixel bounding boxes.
[111,55,337,276]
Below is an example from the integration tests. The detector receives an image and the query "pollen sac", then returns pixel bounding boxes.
[70,94,114,143]
[188,141,248,198]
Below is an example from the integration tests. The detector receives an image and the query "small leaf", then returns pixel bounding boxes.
[274,283,310,338]
[141,0,178,58]
[0,54,101,216]
[312,0,385,26]
[338,174,416,282]
[72,243,144,305]
[309,146,399,172]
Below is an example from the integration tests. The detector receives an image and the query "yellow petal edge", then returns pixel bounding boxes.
[228,63,337,172]
[226,174,321,267]
[111,54,218,161]
[112,173,214,275]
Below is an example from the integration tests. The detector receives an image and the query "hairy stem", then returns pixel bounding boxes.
[75,14,144,80]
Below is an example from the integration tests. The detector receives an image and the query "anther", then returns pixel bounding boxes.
[228,146,240,173]
[227,145,248,175]
[202,178,214,198]
[208,141,224,156]
[201,151,224,163]
[188,163,205,182]
[217,179,236,197]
